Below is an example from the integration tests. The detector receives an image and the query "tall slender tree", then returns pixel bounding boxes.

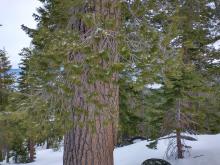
[17,48,36,162]
[0,49,14,162]
[144,0,220,159]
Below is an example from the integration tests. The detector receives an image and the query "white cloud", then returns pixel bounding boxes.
[0,0,41,68]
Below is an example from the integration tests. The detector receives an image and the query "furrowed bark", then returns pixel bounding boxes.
[63,1,120,165]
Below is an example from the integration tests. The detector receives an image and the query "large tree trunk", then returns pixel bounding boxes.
[63,1,120,165]
[63,82,119,165]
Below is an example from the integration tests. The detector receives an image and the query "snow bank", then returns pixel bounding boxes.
[1,134,220,165]
[115,134,220,165]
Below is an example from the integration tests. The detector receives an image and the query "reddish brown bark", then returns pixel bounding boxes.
[63,81,119,165]
[28,139,35,162]
[63,1,120,165]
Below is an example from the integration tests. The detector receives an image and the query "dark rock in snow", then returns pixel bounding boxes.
[129,136,147,144]
[116,136,147,147]
[115,140,131,147]
[141,158,171,165]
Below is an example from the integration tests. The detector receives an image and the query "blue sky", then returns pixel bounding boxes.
[0,0,41,68]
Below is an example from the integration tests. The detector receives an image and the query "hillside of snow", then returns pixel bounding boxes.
[1,134,220,165]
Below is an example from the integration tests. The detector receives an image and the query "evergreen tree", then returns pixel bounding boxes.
[18,48,36,162]
[22,1,121,164]
[0,48,36,163]
[0,49,13,111]
[119,83,144,143]
[22,0,160,164]
[142,0,220,159]
[0,49,14,162]
[18,0,220,163]
[18,48,32,93]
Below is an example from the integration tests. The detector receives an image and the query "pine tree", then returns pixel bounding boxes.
[142,0,220,159]
[22,0,160,164]
[17,48,36,162]
[0,48,36,163]
[0,49,14,162]
[18,48,32,93]
[22,1,121,164]
[0,49,13,111]
[118,82,144,144]
[19,0,220,163]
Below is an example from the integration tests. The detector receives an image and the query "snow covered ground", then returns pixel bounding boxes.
[1,134,220,165]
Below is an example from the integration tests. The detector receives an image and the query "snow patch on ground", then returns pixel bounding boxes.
[1,134,220,165]
[206,2,216,9]
[213,40,220,50]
